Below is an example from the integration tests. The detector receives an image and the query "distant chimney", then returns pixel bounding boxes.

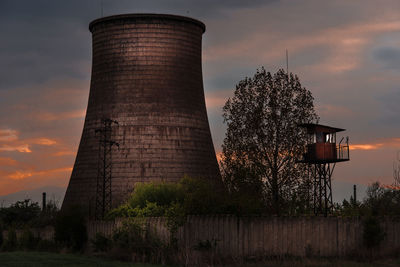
[353,185,357,203]
[42,192,46,211]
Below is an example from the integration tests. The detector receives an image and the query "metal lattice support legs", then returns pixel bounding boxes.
[313,163,335,216]
[95,119,118,220]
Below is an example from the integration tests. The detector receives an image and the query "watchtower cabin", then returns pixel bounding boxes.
[297,123,350,216]
[298,123,349,164]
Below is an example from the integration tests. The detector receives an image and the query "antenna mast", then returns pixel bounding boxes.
[286,49,289,75]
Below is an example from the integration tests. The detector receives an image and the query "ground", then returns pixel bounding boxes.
[0,252,399,266]
[0,251,162,267]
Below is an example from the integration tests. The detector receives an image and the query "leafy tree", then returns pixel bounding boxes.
[221,68,318,214]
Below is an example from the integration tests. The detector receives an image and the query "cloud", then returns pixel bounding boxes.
[0,157,18,166]
[0,128,59,153]
[350,144,383,150]
[6,167,73,180]
[317,104,355,119]
[53,150,75,157]
[205,19,400,74]
[31,109,86,122]
[350,138,400,151]
[0,144,31,153]
[374,47,400,69]
[0,129,18,142]
[205,90,232,109]
[32,138,57,146]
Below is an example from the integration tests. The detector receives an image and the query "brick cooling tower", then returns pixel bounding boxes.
[62,14,221,215]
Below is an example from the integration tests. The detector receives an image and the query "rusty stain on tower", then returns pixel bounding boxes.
[62,14,221,215]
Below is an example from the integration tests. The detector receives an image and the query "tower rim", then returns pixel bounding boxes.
[89,13,206,33]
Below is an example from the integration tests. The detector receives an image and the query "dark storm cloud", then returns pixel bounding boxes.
[0,0,276,91]
[0,2,93,90]
[374,47,400,69]
[0,0,274,21]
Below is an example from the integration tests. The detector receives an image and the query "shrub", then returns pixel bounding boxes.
[36,239,58,252]
[363,216,385,248]
[111,219,165,262]
[19,228,37,250]
[1,228,17,251]
[54,205,87,251]
[0,225,3,248]
[128,182,184,209]
[91,232,111,252]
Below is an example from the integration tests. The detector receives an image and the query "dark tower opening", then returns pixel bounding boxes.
[62,14,221,216]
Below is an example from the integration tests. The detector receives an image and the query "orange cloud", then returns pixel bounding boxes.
[350,144,383,150]
[53,150,75,156]
[205,90,232,109]
[349,138,400,151]
[32,138,57,146]
[0,127,59,154]
[0,144,32,153]
[35,109,86,121]
[381,184,400,190]
[7,167,73,180]
[0,129,18,142]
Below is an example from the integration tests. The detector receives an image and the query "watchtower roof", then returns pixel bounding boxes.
[299,123,345,133]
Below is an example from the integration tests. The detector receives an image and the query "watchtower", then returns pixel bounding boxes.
[298,123,349,216]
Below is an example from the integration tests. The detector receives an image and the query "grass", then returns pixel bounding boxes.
[235,258,400,267]
[0,251,164,267]
[1,251,399,267]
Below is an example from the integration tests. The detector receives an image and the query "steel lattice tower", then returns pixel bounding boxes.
[298,123,349,216]
[95,119,118,219]
[312,163,334,216]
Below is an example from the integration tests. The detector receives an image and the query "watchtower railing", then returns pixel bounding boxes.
[336,137,349,161]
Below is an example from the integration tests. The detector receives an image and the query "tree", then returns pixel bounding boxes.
[221,68,318,214]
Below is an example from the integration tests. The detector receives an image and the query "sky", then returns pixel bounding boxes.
[0,0,400,202]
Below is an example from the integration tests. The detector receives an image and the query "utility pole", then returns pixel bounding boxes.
[95,118,119,220]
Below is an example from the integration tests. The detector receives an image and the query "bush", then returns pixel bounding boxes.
[0,225,3,248]
[128,182,184,209]
[1,228,17,251]
[36,239,58,252]
[19,228,37,250]
[54,205,87,251]
[111,219,165,262]
[363,216,385,248]
[91,232,111,252]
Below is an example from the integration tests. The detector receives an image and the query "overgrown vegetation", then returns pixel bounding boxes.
[336,182,400,217]
[54,205,87,251]
[0,199,59,229]
[106,176,267,230]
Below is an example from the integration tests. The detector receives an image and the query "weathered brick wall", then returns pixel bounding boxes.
[88,216,400,259]
[62,14,220,214]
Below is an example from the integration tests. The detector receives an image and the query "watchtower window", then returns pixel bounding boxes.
[316,132,324,143]
[315,132,336,143]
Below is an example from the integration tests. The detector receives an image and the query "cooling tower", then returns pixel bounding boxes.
[62,14,221,214]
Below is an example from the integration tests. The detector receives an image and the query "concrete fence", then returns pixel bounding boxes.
[87,216,400,258]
